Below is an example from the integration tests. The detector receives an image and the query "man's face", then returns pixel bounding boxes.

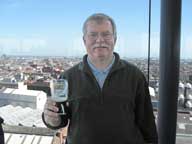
[83,20,116,61]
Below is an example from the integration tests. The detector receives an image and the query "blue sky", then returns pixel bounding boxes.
[0,0,191,58]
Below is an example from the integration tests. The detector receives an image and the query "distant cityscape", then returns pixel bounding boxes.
[0,54,192,141]
[0,54,192,108]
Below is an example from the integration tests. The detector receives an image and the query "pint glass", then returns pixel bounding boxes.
[51,79,68,115]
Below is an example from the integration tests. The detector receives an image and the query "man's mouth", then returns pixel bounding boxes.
[94,46,108,49]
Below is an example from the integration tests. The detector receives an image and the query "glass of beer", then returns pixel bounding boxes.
[51,79,68,115]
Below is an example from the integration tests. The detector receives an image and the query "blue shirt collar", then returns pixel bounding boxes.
[87,55,115,73]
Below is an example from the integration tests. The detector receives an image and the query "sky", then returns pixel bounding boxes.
[0,0,191,58]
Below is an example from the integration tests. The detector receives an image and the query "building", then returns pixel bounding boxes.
[0,82,47,110]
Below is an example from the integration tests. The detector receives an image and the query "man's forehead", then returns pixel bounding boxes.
[87,19,111,25]
[86,20,113,31]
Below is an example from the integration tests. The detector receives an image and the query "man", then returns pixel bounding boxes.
[43,13,158,144]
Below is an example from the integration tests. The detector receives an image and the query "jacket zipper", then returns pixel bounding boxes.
[100,72,113,104]
[94,76,103,104]
[85,67,117,105]
[86,72,103,104]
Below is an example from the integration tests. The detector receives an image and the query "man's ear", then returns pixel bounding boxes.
[114,36,117,44]
[83,36,86,44]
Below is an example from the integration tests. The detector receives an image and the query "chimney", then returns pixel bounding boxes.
[18,82,27,90]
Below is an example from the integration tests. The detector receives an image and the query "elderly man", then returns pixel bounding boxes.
[43,13,158,144]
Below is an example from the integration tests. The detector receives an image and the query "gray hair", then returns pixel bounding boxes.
[83,13,117,39]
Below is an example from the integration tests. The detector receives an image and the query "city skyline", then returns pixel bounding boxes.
[0,0,191,58]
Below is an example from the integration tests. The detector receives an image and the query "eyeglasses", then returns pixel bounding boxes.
[86,32,114,41]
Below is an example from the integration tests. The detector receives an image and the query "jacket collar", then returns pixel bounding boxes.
[78,52,126,74]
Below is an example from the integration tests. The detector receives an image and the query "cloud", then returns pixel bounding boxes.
[115,32,160,58]
[71,36,86,56]
[0,33,189,58]
[0,37,47,55]
[0,0,22,8]
[0,0,30,13]
[182,36,192,58]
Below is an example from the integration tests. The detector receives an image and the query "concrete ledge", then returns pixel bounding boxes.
[2,124,56,136]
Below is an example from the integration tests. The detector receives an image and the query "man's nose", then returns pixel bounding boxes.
[95,34,105,42]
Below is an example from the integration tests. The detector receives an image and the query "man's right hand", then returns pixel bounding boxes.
[43,98,61,127]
